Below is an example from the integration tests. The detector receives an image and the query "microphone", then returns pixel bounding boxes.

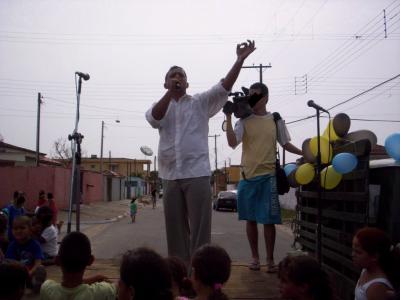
[307,100,329,113]
[75,72,90,81]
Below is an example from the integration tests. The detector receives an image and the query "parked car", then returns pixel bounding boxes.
[213,190,237,212]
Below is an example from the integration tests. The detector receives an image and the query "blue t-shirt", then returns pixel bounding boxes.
[4,204,25,241]
[5,238,44,268]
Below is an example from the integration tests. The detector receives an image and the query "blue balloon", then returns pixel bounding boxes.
[332,152,358,174]
[284,164,297,177]
[385,133,400,161]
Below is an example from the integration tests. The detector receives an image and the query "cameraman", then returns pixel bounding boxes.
[146,40,255,264]
[224,82,302,272]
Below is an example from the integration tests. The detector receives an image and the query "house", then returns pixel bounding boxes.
[0,141,61,167]
[79,155,152,178]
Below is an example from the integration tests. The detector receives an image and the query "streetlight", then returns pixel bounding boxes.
[100,119,120,173]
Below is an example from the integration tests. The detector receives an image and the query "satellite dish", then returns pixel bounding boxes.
[140,145,153,156]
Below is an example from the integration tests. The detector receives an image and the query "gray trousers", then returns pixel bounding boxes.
[162,176,212,262]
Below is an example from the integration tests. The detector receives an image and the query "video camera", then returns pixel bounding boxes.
[222,87,263,119]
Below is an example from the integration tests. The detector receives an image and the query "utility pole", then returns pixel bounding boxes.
[242,63,272,83]
[208,134,220,171]
[208,134,220,197]
[109,150,111,171]
[35,93,43,167]
[100,120,104,173]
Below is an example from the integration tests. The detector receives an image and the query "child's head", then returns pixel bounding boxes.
[57,231,94,273]
[353,227,400,288]
[131,197,136,203]
[0,260,29,300]
[13,190,20,201]
[31,216,42,237]
[12,216,32,243]
[36,206,53,228]
[119,247,173,300]
[15,195,25,208]
[191,244,231,299]
[165,256,192,298]
[278,255,333,300]
[47,192,54,201]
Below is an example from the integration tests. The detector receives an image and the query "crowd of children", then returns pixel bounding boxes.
[1,189,399,300]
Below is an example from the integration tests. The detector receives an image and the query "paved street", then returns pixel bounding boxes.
[75,199,295,265]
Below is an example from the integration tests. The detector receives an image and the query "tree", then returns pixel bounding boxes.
[51,137,72,161]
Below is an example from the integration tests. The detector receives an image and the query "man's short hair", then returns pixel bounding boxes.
[250,82,269,98]
[165,66,186,82]
[58,232,92,273]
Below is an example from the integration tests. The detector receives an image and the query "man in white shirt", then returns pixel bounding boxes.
[146,40,256,262]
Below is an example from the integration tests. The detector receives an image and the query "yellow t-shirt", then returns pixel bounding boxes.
[240,114,277,179]
[40,279,116,300]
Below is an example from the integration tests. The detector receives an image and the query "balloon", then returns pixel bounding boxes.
[284,164,297,177]
[309,136,333,164]
[385,133,400,161]
[343,130,377,147]
[287,170,300,188]
[320,166,342,190]
[322,120,339,141]
[333,113,351,137]
[332,152,358,174]
[295,163,315,185]
[302,138,316,163]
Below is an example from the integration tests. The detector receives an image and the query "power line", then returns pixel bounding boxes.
[286,74,400,125]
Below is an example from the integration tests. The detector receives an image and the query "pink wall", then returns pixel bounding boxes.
[0,166,104,210]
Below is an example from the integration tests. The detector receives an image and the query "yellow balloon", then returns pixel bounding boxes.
[309,136,333,164]
[320,166,342,190]
[295,163,315,185]
[322,120,339,141]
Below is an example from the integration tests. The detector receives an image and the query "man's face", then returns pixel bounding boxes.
[164,67,188,91]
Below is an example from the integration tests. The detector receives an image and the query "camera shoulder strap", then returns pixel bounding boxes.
[272,112,281,160]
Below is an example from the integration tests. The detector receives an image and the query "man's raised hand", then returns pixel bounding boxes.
[236,40,256,61]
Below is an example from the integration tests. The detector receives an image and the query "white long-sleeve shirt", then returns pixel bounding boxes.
[146,82,229,180]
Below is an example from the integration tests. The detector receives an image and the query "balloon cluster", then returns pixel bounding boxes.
[385,133,400,161]
[284,113,370,190]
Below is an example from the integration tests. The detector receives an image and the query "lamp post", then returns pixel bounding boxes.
[100,119,120,173]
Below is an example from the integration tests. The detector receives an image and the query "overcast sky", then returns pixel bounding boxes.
[0,0,399,168]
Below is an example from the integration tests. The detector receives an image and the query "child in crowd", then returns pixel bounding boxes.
[191,244,231,300]
[130,197,137,223]
[278,255,333,300]
[5,215,46,293]
[36,206,58,265]
[0,260,29,300]
[352,227,399,300]
[35,190,47,214]
[4,192,26,241]
[118,247,173,300]
[46,193,58,226]
[0,211,8,259]
[165,256,194,299]
[40,231,116,299]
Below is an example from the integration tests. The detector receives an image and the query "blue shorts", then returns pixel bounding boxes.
[237,173,281,224]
